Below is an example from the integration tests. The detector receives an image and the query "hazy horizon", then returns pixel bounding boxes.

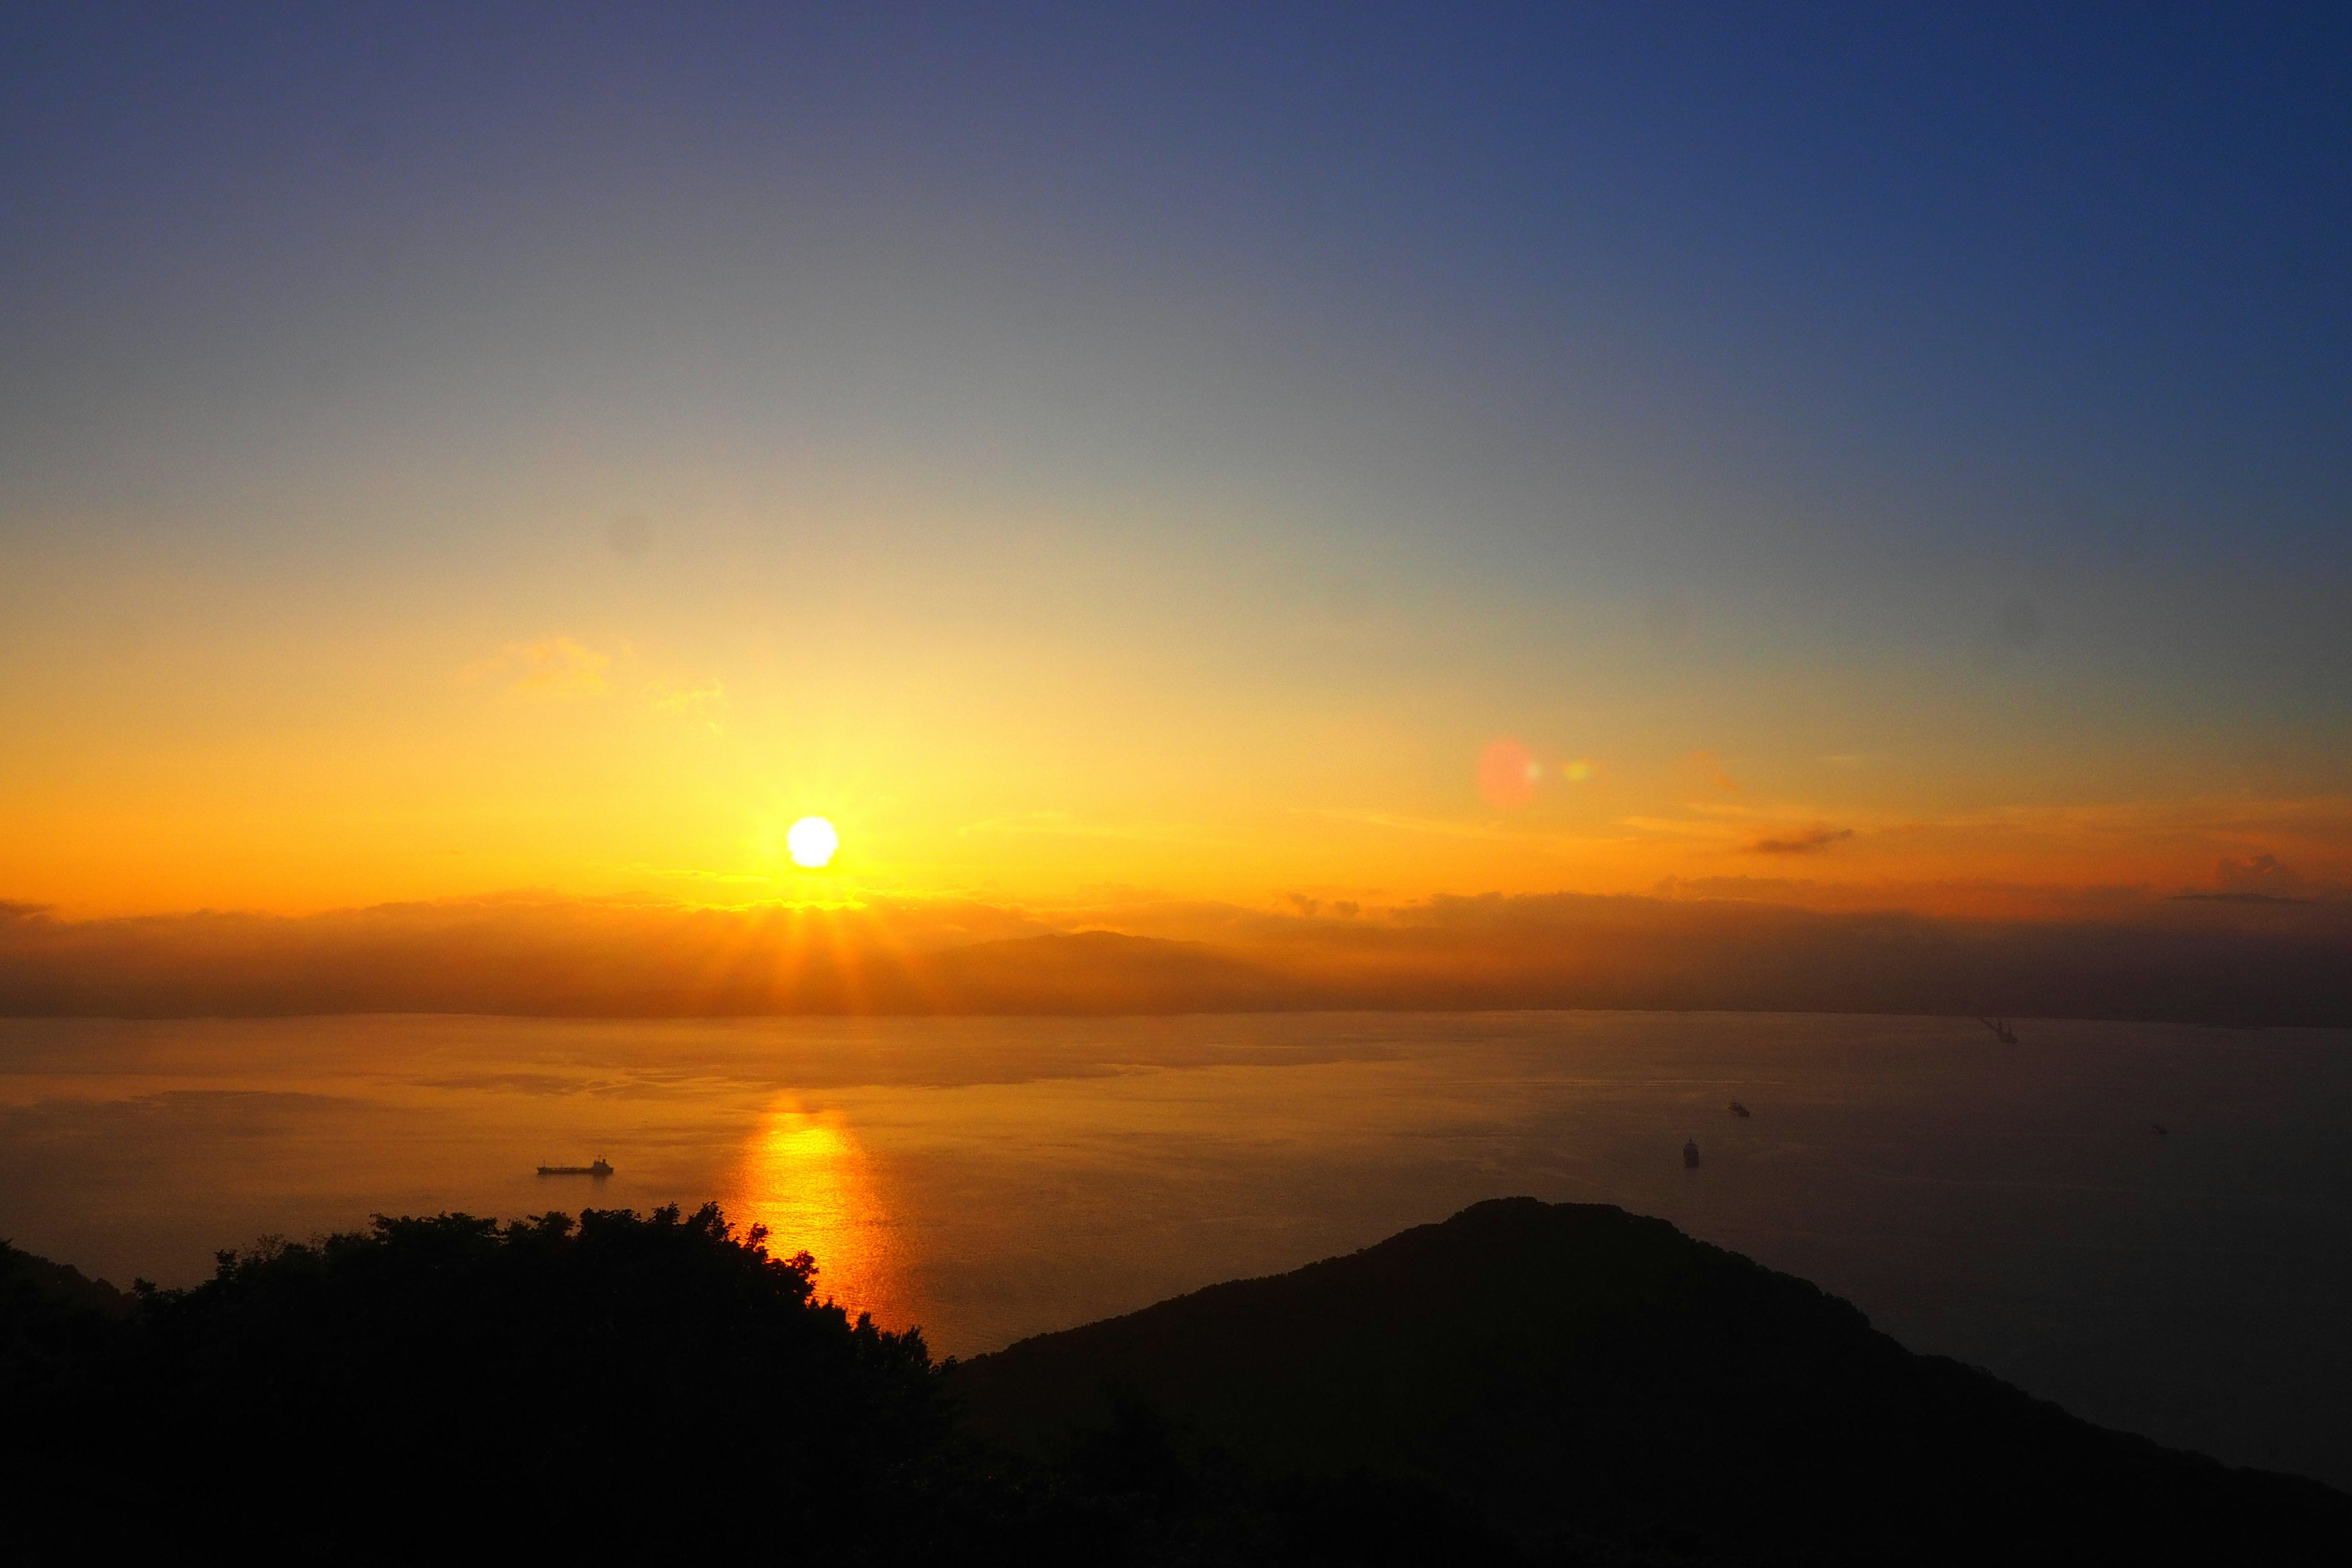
[4,881,2347,1025]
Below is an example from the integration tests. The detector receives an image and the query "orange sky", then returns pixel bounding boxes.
[5,559,2344,922]
[3,475,2345,919]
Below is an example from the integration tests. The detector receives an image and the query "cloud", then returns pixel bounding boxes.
[1294,807,1518,841]
[2214,854,2310,898]
[487,637,609,698]
[1747,824,1855,856]
[1651,875,2153,920]
[959,812,1218,845]
[1685,751,1742,795]
[2175,854,2338,905]
[654,682,726,725]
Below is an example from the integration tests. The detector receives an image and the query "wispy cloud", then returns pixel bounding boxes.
[1295,807,1520,841]
[1685,750,1743,794]
[654,681,727,725]
[1747,824,1855,856]
[960,811,1225,846]
[1294,807,1628,854]
[464,637,611,698]
[618,862,774,885]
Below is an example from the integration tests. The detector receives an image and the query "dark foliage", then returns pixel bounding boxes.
[4,1206,968,1555]
[7,1199,2348,1563]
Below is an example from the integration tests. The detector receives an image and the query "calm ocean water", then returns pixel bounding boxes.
[2,1010,2347,1486]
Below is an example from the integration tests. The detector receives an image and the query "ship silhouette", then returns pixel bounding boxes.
[537,1158,613,1177]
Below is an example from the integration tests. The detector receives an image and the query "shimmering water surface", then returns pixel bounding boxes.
[3,1011,2348,1485]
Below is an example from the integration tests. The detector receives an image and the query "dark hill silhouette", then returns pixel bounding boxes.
[0,1238,133,1423]
[953,1198,2350,1563]
[2,1245,129,1317]
[7,1202,2345,1562]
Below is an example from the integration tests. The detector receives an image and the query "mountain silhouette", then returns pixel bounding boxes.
[952,1197,2348,1562]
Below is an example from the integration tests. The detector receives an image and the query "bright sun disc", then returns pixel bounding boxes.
[786,816,839,869]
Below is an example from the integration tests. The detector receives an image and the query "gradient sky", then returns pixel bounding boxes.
[4,4,2348,918]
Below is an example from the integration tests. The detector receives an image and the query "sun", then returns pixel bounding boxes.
[786,815,839,869]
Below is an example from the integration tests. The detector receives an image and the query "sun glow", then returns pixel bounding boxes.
[786,816,839,869]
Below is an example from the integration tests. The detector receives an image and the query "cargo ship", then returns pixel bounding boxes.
[537,1158,614,1177]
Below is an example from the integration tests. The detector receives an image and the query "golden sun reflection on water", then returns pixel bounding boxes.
[723,1102,911,1331]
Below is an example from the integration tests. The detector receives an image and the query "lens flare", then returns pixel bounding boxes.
[1477,738,1536,809]
[786,816,839,868]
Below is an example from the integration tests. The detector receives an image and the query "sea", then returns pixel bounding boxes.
[2,1010,2347,1488]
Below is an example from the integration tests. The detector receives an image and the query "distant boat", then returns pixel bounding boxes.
[1683,1139,1701,1169]
[1727,1101,1751,1118]
[537,1159,614,1177]
[2152,1124,2169,1137]
[1977,1017,2019,1044]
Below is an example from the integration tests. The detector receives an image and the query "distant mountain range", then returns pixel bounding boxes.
[3,888,2348,1023]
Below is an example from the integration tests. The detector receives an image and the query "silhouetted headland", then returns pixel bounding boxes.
[951,1199,2352,1561]
[6,1200,2344,1561]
